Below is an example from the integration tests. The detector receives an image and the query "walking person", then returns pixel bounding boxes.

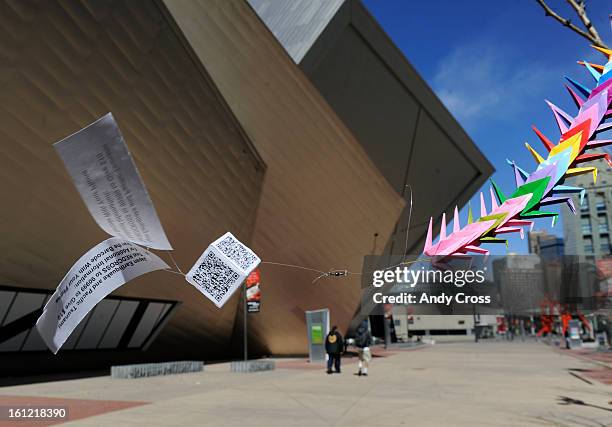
[325,325,343,374]
[355,320,372,376]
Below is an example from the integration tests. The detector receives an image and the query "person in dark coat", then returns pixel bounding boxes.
[354,320,372,376]
[325,325,344,374]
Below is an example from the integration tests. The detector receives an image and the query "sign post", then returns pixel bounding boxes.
[243,282,248,362]
[243,269,262,362]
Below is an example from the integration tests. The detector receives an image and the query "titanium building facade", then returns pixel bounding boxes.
[0,0,492,376]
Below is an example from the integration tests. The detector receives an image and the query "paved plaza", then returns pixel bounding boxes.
[1,341,611,426]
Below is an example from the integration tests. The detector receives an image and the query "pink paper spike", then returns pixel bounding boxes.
[449,253,474,259]
[586,139,612,148]
[506,219,532,227]
[489,187,498,210]
[597,122,612,132]
[565,84,585,108]
[440,212,447,240]
[453,206,460,233]
[464,245,489,255]
[496,226,524,239]
[480,192,487,217]
[424,217,433,252]
[545,100,571,133]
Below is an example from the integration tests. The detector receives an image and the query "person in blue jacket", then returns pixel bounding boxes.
[355,320,372,376]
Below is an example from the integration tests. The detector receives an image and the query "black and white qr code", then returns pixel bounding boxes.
[191,250,240,302]
[215,235,258,271]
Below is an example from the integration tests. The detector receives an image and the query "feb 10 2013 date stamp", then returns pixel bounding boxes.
[0,406,69,421]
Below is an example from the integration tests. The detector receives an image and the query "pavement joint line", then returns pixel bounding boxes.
[569,370,594,385]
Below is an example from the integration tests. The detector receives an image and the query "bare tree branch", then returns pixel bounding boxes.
[566,0,606,47]
[534,0,609,49]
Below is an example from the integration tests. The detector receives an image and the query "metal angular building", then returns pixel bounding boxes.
[0,0,492,376]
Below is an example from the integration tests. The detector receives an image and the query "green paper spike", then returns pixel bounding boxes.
[467,203,473,224]
[511,177,551,214]
[490,179,507,204]
[521,210,557,219]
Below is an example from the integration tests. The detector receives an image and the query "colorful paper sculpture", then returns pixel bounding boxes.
[425,34,612,258]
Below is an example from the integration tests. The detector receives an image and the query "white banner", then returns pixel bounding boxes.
[186,232,260,308]
[54,113,172,250]
[36,238,170,353]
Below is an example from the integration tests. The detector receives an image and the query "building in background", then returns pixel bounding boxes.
[563,158,612,259]
[528,230,564,257]
[0,0,491,376]
[492,255,545,316]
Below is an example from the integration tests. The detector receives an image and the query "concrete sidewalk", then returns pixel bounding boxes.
[1,341,610,426]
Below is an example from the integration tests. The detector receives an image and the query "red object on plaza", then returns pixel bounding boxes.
[561,313,572,335]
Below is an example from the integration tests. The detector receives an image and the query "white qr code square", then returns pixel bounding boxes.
[186,233,260,308]
[213,232,260,273]
[186,247,244,308]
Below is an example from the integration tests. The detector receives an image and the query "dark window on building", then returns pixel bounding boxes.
[430,329,468,336]
[598,216,609,233]
[584,236,594,254]
[596,193,605,211]
[600,241,611,254]
[0,286,179,353]
[582,237,595,255]
[582,217,592,235]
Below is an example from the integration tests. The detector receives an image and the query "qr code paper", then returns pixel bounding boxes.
[215,234,259,272]
[188,249,242,306]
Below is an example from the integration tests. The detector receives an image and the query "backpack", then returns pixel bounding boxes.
[355,330,368,347]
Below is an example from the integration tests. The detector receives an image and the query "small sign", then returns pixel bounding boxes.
[246,269,261,313]
[311,324,323,344]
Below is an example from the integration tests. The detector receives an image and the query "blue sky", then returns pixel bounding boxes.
[363,0,611,254]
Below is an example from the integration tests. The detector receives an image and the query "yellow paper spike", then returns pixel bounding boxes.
[550,130,583,162]
[592,45,612,60]
[578,60,605,72]
[525,142,544,164]
[566,166,598,183]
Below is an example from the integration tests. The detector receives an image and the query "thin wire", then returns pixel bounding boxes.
[260,261,326,274]
[164,269,185,276]
[152,185,425,283]
[262,183,425,280]
[167,251,185,275]
[403,184,413,257]
[311,273,329,284]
